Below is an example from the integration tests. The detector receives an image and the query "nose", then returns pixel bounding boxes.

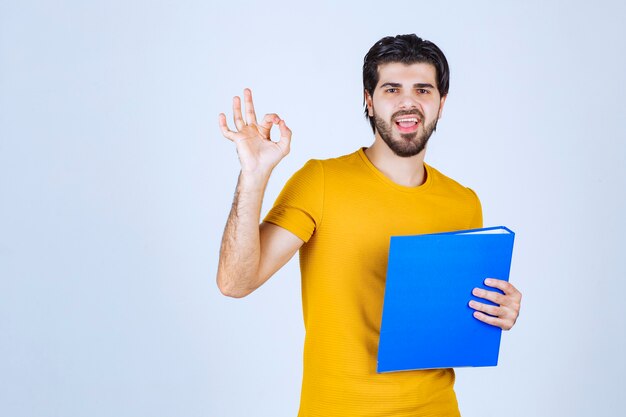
[397,91,419,110]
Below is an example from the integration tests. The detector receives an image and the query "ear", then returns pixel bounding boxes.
[364,90,374,117]
[437,95,447,119]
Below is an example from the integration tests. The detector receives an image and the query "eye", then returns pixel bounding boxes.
[416,89,429,94]
[385,88,398,93]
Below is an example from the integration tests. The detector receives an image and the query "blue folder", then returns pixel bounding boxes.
[377,226,515,373]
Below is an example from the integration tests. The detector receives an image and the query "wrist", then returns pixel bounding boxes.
[238,169,272,192]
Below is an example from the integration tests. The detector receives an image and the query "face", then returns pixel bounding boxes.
[365,62,446,157]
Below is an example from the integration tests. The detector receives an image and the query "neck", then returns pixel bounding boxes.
[364,136,427,187]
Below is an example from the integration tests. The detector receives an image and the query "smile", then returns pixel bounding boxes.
[394,117,420,133]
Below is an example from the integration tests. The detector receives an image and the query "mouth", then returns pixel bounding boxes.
[394,116,421,133]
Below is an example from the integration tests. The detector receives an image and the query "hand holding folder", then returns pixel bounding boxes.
[377,226,518,373]
[469,277,521,331]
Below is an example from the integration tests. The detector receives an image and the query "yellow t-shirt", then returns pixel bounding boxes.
[264,148,483,417]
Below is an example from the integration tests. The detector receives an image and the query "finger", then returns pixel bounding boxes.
[232,96,246,130]
[276,119,292,155]
[484,278,520,297]
[472,287,506,306]
[468,300,501,317]
[256,113,280,140]
[259,113,280,130]
[472,311,513,330]
[261,113,280,126]
[218,113,236,141]
[243,88,258,125]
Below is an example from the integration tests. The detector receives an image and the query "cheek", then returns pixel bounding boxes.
[372,100,393,119]
[424,102,441,120]
[431,98,444,117]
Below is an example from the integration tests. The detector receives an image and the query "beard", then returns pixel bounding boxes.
[373,108,439,158]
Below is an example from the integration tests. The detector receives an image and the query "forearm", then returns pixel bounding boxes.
[216,88,293,297]
[217,171,270,298]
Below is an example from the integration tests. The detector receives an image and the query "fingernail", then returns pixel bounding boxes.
[485,278,493,285]
[472,288,480,296]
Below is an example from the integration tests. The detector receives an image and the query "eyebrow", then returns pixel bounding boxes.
[379,82,435,89]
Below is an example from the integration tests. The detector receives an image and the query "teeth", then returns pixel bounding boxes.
[396,118,418,123]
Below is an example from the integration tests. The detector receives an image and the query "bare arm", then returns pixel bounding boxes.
[216,89,303,298]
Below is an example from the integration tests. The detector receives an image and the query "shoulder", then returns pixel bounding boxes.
[426,164,483,228]
[291,149,363,181]
[311,149,360,166]
[309,149,366,176]
[426,163,481,202]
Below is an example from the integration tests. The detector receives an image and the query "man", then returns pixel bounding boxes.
[217,34,522,417]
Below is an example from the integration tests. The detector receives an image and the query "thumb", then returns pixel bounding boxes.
[277,120,292,155]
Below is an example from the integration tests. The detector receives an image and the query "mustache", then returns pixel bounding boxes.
[392,109,424,122]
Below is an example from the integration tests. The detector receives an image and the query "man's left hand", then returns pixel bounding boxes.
[469,278,522,330]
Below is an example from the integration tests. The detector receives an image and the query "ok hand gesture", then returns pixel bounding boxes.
[219,88,292,176]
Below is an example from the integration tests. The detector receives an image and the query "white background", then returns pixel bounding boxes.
[1,1,625,416]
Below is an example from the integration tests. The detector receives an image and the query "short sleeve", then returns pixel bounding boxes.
[263,159,324,243]
[467,187,483,229]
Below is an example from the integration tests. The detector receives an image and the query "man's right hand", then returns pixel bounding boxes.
[216,88,302,298]
[219,88,292,177]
